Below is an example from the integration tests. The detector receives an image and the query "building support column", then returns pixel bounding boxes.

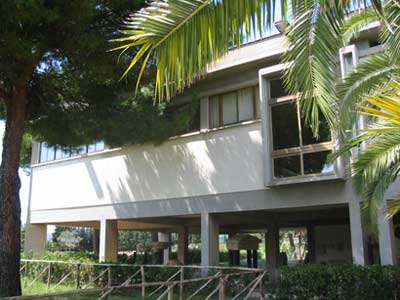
[201,213,219,267]
[266,223,279,278]
[99,220,118,263]
[378,201,397,265]
[158,232,170,265]
[348,195,365,265]
[306,224,316,264]
[24,224,47,257]
[177,227,188,265]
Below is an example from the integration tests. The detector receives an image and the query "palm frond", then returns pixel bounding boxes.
[338,51,399,132]
[114,0,268,100]
[381,0,400,64]
[283,3,345,136]
[341,8,380,45]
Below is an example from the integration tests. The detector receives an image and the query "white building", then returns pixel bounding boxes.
[24,23,398,269]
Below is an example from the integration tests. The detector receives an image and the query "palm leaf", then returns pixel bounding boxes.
[283,3,345,135]
[114,0,269,100]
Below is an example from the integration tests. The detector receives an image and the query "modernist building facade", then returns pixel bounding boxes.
[25,23,398,269]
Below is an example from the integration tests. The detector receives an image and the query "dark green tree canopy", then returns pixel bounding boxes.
[0,0,198,160]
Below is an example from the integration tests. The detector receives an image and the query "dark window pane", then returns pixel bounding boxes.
[210,96,220,128]
[274,155,301,178]
[271,103,300,150]
[270,79,288,99]
[301,112,331,145]
[62,148,71,159]
[303,151,334,175]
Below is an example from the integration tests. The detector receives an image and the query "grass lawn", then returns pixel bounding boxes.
[22,279,218,300]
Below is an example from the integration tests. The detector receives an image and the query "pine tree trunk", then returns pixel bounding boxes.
[0,77,29,297]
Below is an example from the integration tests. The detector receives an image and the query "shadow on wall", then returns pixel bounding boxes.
[93,123,264,217]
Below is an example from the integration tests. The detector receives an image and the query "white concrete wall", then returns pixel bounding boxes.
[30,122,264,211]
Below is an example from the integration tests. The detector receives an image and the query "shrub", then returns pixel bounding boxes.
[274,264,400,300]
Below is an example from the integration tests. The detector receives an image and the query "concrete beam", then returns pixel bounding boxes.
[99,220,118,262]
[24,224,47,257]
[201,213,219,266]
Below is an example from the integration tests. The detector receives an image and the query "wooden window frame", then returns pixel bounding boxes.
[208,85,259,129]
[269,79,335,179]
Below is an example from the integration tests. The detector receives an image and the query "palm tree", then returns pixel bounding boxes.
[115,0,399,226]
[330,79,400,230]
[283,0,400,226]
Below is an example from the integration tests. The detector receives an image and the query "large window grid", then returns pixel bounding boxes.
[39,141,105,163]
[209,86,260,129]
[269,79,335,179]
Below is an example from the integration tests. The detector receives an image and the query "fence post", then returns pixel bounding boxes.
[168,284,174,300]
[179,267,184,300]
[24,261,28,278]
[219,276,226,300]
[76,263,81,289]
[141,265,146,299]
[107,266,112,288]
[46,262,52,291]
[259,275,265,300]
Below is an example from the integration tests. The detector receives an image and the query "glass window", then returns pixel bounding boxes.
[39,143,50,163]
[87,144,96,153]
[254,86,261,119]
[301,112,331,145]
[210,96,220,128]
[238,87,254,121]
[274,155,301,178]
[271,102,300,150]
[222,92,238,125]
[303,151,334,175]
[268,78,334,179]
[270,79,288,99]
[209,86,259,129]
[95,141,105,151]
[342,53,354,74]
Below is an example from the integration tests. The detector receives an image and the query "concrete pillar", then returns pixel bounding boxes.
[158,232,170,265]
[378,201,397,265]
[306,224,316,264]
[24,224,47,257]
[178,227,188,264]
[99,220,118,263]
[348,195,365,265]
[201,213,219,266]
[266,224,279,271]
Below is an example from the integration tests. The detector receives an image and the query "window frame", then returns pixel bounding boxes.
[269,87,335,179]
[259,63,345,186]
[208,85,259,129]
[38,142,106,164]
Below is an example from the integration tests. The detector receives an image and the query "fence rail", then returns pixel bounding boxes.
[3,259,267,300]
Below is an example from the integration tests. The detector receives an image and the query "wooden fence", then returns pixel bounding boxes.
[2,259,267,300]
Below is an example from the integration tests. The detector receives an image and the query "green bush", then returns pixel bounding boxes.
[274,264,400,300]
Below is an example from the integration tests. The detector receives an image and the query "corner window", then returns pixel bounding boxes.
[209,86,260,128]
[269,79,334,179]
[39,141,105,163]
